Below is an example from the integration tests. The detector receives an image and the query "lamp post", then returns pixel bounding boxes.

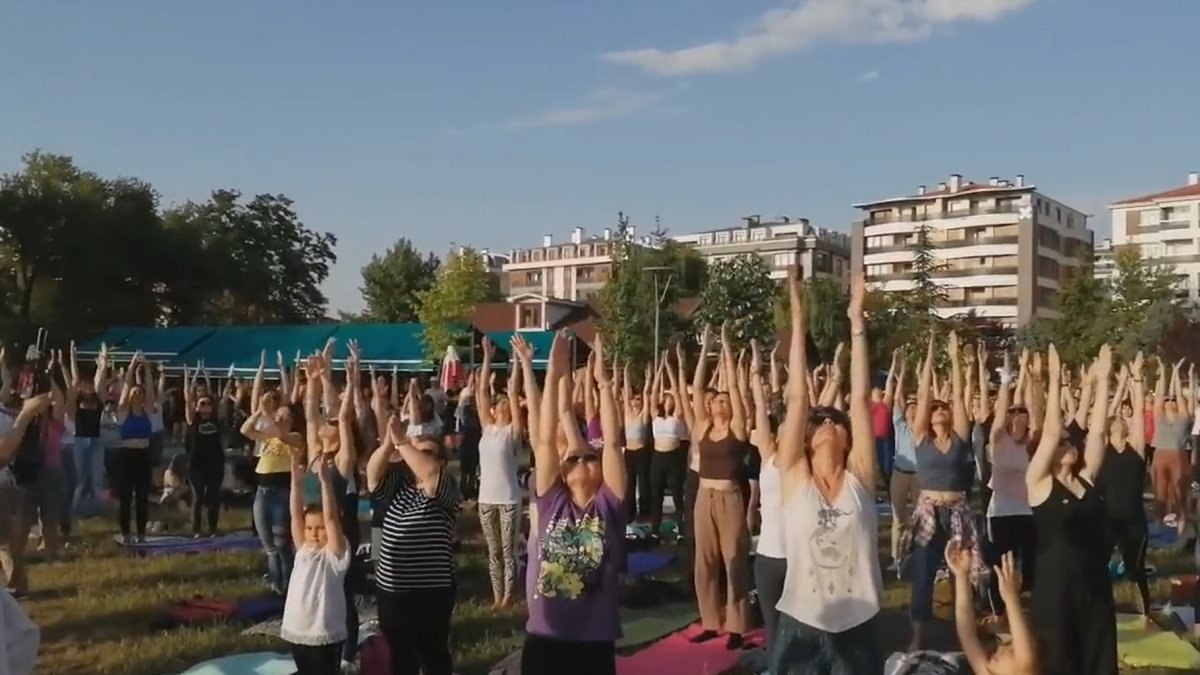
[643,266,673,372]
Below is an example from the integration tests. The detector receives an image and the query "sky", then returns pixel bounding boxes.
[2,0,1198,314]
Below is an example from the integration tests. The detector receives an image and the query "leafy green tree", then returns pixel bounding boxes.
[694,254,776,349]
[353,238,440,323]
[417,247,499,361]
[596,214,706,365]
[774,277,850,359]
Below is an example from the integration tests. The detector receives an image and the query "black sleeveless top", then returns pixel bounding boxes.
[1032,478,1111,588]
[1095,444,1146,522]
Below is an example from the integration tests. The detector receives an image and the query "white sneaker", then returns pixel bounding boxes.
[1165,514,1178,528]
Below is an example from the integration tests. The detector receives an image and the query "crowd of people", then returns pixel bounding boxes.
[0,273,1195,675]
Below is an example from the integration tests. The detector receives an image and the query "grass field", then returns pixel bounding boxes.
[22,496,1200,675]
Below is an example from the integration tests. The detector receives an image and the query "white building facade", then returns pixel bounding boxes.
[672,217,850,284]
[851,174,1094,326]
[1110,171,1200,303]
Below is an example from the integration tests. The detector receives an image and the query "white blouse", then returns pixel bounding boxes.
[281,544,351,646]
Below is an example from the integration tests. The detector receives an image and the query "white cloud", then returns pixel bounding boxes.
[858,70,880,81]
[507,89,660,130]
[602,0,1037,76]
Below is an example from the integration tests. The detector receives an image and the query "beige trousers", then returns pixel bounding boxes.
[890,470,921,562]
[693,486,751,634]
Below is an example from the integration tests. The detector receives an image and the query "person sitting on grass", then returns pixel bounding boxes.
[947,548,1036,675]
[522,331,626,675]
[280,448,349,675]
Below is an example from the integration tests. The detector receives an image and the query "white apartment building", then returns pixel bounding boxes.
[672,216,851,284]
[851,174,1094,326]
[503,227,633,302]
[1110,171,1200,302]
[1093,238,1117,283]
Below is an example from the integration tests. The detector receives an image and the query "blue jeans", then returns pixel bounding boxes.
[252,485,293,591]
[874,436,894,482]
[909,512,951,622]
[770,612,881,675]
[71,437,107,517]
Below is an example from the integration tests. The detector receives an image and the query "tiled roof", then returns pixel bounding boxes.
[1112,182,1200,206]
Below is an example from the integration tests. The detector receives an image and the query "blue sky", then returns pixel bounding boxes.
[2,0,1198,314]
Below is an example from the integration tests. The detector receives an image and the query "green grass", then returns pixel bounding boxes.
[23,497,1200,674]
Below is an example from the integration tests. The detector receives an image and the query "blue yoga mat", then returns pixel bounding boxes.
[627,551,676,578]
[235,596,285,622]
[175,651,295,675]
[117,533,261,556]
[1149,523,1179,549]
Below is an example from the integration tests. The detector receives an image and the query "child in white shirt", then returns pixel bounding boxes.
[280,453,350,674]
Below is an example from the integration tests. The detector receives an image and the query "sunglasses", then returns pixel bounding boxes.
[563,453,600,467]
[809,407,849,427]
[1008,406,1028,415]
[930,400,950,411]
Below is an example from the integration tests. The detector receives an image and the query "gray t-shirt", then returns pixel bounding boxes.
[1154,414,1191,450]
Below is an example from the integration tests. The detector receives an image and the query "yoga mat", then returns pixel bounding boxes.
[616,625,763,675]
[617,603,699,649]
[1148,523,1180,549]
[175,652,295,675]
[234,597,284,622]
[242,608,379,644]
[116,532,261,556]
[875,501,893,518]
[626,551,675,578]
[1116,613,1200,669]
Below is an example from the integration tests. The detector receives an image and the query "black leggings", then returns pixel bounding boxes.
[624,448,652,520]
[1109,518,1151,615]
[522,633,615,675]
[377,587,455,675]
[648,447,685,532]
[987,515,1036,613]
[112,447,152,537]
[291,641,343,675]
[189,460,223,535]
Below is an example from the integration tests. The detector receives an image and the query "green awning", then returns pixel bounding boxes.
[483,330,559,367]
[327,323,430,368]
[115,326,216,358]
[76,327,139,354]
[175,325,338,373]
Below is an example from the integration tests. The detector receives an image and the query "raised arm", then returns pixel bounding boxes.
[884,350,900,407]
[508,352,524,437]
[990,352,1012,449]
[366,417,397,494]
[722,324,749,441]
[690,326,713,433]
[1026,344,1063,501]
[749,341,776,461]
[478,337,496,428]
[845,274,876,490]
[183,363,196,426]
[336,348,359,477]
[512,335,540,437]
[777,276,811,482]
[1130,354,1147,454]
[912,336,935,443]
[947,332,969,440]
[675,343,694,431]
[534,334,569,497]
[1153,356,1167,418]
[251,351,267,414]
[1081,345,1113,481]
[593,333,626,499]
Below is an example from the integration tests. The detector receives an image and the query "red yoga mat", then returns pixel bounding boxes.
[617,625,764,675]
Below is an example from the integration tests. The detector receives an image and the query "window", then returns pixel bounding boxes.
[772,252,794,268]
[733,230,748,242]
[698,234,713,245]
[576,266,595,282]
[527,271,542,285]
[1055,207,1062,222]
[532,250,543,262]
[578,244,591,257]
[594,244,609,256]
[560,245,575,258]
[715,231,731,244]
[519,305,540,330]
[751,228,767,241]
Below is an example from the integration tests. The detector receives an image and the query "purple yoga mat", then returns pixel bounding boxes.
[120,533,261,556]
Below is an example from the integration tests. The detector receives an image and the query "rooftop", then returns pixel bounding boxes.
[1111,172,1200,206]
[854,174,1035,208]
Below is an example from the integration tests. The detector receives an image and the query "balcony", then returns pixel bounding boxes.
[1137,219,1193,234]
[867,265,1019,282]
[865,234,1019,254]
[943,296,1017,308]
[867,204,1018,225]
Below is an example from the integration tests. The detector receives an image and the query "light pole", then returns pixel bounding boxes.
[643,266,673,372]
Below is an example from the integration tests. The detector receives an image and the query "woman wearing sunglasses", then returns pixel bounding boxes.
[1026,344,1117,674]
[522,332,625,675]
[770,274,883,674]
[981,348,1037,616]
[901,330,982,652]
[182,364,224,537]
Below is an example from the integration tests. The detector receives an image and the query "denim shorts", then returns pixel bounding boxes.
[770,611,881,675]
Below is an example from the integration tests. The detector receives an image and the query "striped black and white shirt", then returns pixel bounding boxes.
[374,467,460,592]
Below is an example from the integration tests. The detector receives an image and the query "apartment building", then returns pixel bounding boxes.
[1110,171,1200,302]
[672,216,851,284]
[1093,238,1117,283]
[851,174,1094,326]
[503,227,633,302]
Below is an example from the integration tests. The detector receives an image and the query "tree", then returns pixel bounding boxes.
[354,238,440,323]
[596,213,706,365]
[694,254,776,349]
[901,221,949,342]
[774,276,850,359]
[417,248,499,361]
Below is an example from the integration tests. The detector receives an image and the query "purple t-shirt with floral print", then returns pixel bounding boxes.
[525,481,625,642]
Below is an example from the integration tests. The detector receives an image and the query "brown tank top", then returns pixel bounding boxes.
[698,427,746,480]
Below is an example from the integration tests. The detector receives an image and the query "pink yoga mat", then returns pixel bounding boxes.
[617,625,764,675]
